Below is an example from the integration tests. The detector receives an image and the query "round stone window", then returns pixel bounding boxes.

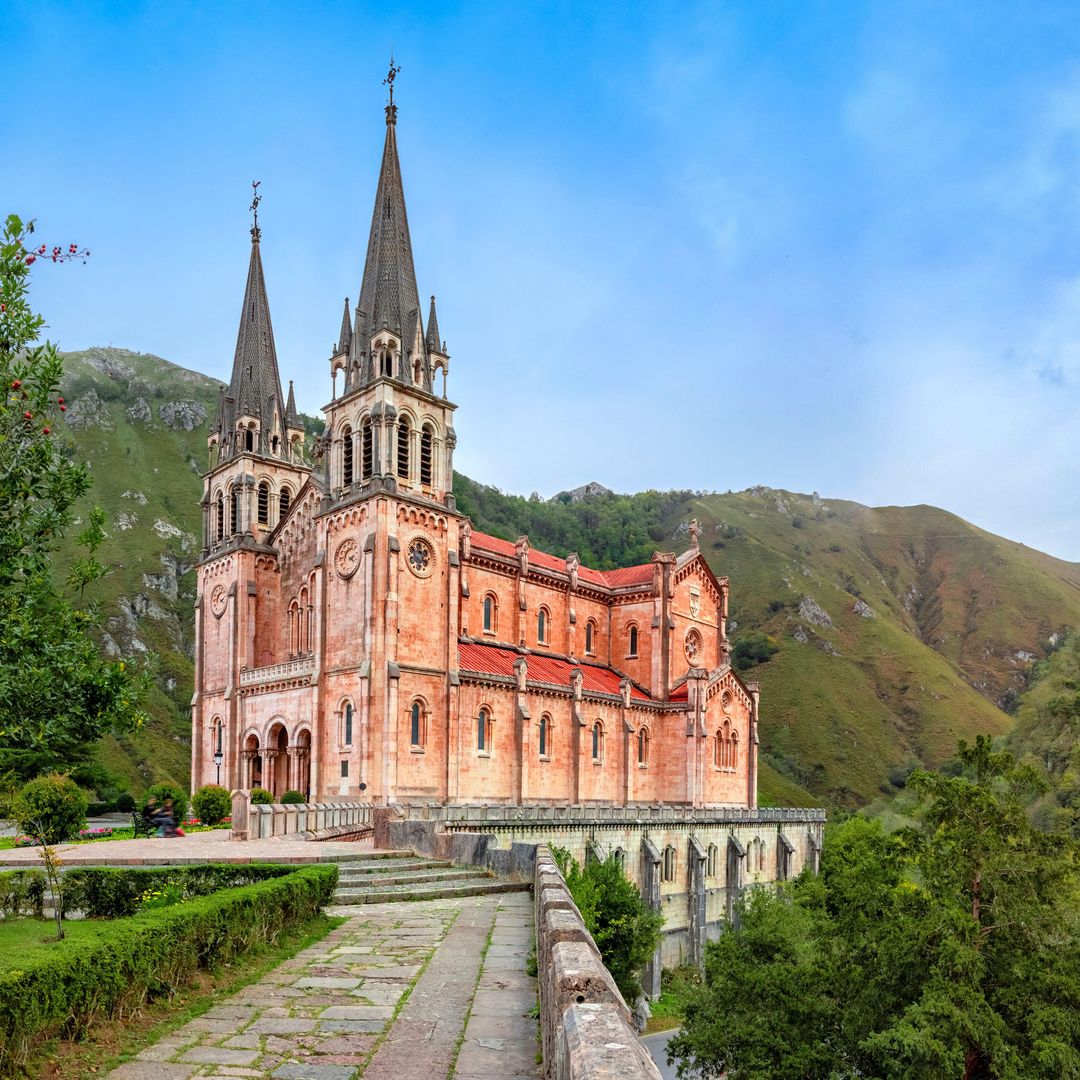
[407,536,434,578]
[684,628,704,665]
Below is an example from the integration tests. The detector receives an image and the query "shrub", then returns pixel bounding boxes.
[141,781,187,824]
[0,865,337,1074]
[12,775,87,844]
[0,871,46,919]
[115,792,136,813]
[280,790,305,805]
[249,787,273,805]
[731,631,780,672]
[191,784,231,826]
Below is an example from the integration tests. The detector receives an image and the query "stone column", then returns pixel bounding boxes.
[640,837,662,999]
[687,836,707,969]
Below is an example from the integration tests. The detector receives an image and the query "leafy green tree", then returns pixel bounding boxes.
[669,738,1080,1079]
[12,773,87,844]
[191,784,231,825]
[554,848,664,1002]
[0,214,145,783]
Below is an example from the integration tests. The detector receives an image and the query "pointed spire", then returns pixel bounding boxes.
[337,297,352,355]
[285,380,299,425]
[356,67,421,355]
[226,202,287,444]
[426,294,442,353]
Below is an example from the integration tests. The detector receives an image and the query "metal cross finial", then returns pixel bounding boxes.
[384,55,401,106]
[250,180,262,240]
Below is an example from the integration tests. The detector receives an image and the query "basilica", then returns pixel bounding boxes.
[191,89,762,808]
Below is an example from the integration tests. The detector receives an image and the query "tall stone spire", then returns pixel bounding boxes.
[356,69,423,351]
[426,294,442,353]
[215,188,288,459]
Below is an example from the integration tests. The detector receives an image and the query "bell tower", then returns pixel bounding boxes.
[323,63,457,512]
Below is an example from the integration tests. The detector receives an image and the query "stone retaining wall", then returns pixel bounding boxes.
[534,845,661,1080]
[230,791,373,841]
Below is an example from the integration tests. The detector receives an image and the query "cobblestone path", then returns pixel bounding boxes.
[107,893,538,1080]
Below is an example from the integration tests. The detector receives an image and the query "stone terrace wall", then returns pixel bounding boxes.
[230,791,373,841]
[534,844,661,1080]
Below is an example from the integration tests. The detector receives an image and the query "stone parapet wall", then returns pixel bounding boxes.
[230,791,373,841]
[534,845,661,1080]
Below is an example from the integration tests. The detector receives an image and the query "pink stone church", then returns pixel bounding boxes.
[191,91,762,808]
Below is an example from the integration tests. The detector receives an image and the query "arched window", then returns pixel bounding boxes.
[213,717,223,756]
[397,417,411,479]
[420,424,434,486]
[343,702,353,746]
[257,481,270,525]
[731,730,739,770]
[362,419,373,479]
[714,730,723,769]
[628,625,638,657]
[215,493,224,541]
[410,701,425,748]
[289,600,300,654]
[591,721,604,763]
[230,488,239,534]
[539,713,551,758]
[585,619,596,655]
[483,594,496,634]
[299,588,309,652]
[279,487,291,518]
[613,847,627,871]
[707,843,718,878]
[477,708,489,752]
[662,846,676,883]
[244,427,254,452]
[537,607,549,645]
[381,348,393,377]
[342,425,354,486]
[271,434,280,455]
[637,726,650,766]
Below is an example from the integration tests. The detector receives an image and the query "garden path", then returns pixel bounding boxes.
[105,892,539,1080]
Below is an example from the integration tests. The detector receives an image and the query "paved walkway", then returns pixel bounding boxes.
[107,893,539,1080]
[0,832,381,866]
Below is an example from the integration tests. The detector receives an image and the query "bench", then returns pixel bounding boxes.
[131,811,156,839]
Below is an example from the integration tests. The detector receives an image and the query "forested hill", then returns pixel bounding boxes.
[54,348,1080,809]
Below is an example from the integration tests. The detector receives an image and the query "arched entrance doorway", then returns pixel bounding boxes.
[265,722,289,798]
[243,733,262,790]
[292,728,312,800]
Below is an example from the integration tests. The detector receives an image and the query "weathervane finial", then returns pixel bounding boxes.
[250,180,262,242]
[384,54,401,120]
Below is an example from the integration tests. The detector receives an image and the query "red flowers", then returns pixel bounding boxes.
[59,405,66,412]
[11,380,21,390]
[23,411,31,419]
[42,427,50,435]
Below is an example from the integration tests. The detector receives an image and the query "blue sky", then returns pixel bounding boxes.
[9,1,1080,558]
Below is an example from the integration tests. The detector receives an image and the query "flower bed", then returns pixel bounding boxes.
[0,863,337,1076]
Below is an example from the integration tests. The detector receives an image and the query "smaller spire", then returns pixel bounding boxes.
[383,55,401,125]
[426,294,442,353]
[285,380,299,425]
[337,297,352,355]
[249,179,262,243]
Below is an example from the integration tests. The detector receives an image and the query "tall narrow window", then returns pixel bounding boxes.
[279,487,291,518]
[731,730,739,769]
[477,709,488,752]
[342,425,354,486]
[362,420,373,479]
[230,489,239,534]
[483,595,495,633]
[637,727,649,766]
[381,349,393,377]
[539,713,550,757]
[215,719,223,755]
[628,625,638,657]
[585,620,595,654]
[216,494,224,541]
[244,427,254,452]
[420,424,433,486]
[591,721,603,762]
[397,418,410,479]
[257,482,270,525]
[410,702,423,747]
[537,607,547,645]
[343,703,353,746]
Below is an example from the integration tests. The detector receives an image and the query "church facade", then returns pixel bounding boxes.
[191,93,761,809]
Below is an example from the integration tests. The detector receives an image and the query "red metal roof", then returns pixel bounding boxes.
[458,641,650,701]
[470,531,653,591]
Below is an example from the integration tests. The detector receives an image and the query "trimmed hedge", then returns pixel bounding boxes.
[0,870,46,919]
[0,863,337,1075]
[61,864,300,918]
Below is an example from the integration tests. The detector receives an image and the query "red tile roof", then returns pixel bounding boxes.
[469,531,653,591]
[458,641,651,701]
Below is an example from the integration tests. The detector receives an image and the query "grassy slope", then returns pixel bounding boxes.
[54,350,1080,809]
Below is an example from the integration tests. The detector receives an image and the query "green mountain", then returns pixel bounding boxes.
[55,348,1080,808]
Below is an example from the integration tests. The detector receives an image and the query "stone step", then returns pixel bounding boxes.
[328,878,530,905]
[336,859,452,877]
[335,868,478,890]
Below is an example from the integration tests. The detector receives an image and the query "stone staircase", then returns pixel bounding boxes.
[330,852,530,907]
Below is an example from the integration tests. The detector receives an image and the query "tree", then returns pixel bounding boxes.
[669,738,1080,1079]
[0,214,145,783]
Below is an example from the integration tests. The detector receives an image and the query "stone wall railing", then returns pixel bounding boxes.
[238,655,316,686]
[230,791,373,841]
[535,845,661,1080]
[405,802,826,826]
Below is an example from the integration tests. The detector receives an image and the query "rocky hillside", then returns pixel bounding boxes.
[54,348,1080,808]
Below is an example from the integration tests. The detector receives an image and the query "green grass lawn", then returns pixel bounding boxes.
[0,917,115,971]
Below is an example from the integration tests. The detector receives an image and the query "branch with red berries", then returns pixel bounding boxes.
[16,240,90,267]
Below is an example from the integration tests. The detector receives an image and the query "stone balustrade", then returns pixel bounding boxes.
[408,802,825,826]
[230,791,373,841]
[238,655,316,686]
[534,845,661,1080]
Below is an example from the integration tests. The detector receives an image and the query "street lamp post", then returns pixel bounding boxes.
[214,750,223,787]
